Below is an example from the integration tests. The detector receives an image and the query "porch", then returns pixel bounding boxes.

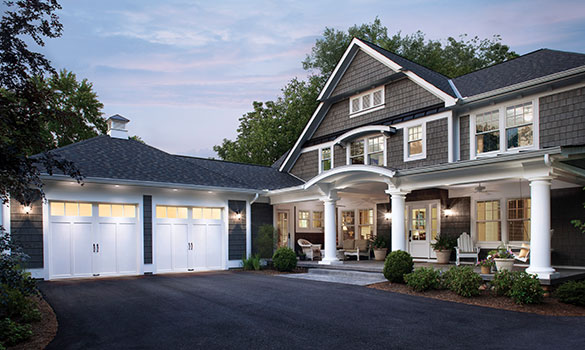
[297,260,585,286]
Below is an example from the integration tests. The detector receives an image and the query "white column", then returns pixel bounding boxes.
[526,178,558,279]
[319,197,340,265]
[388,191,408,252]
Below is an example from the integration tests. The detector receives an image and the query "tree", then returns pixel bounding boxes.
[0,0,82,205]
[217,19,519,165]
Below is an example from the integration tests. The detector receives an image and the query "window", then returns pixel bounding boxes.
[349,140,364,164]
[50,202,92,217]
[477,200,501,241]
[475,110,500,154]
[341,211,355,240]
[193,207,221,220]
[431,205,438,241]
[367,136,384,166]
[407,125,423,156]
[97,203,136,218]
[298,211,310,229]
[506,103,533,149]
[313,211,323,229]
[156,206,187,219]
[349,87,384,115]
[321,147,331,172]
[358,209,374,240]
[508,199,531,241]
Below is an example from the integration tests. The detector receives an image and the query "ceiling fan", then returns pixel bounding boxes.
[471,182,497,194]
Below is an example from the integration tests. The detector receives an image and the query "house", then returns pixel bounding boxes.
[2,38,585,280]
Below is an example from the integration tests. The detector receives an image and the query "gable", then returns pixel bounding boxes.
[331,49,395,97]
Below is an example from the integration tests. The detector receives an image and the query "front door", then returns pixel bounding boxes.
[409,206,429,258]
[276,210,290,248]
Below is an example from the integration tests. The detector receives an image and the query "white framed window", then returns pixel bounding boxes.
[403,124,426,161]
[50,201,92,217]
[476,200,501,242]
[358,209,374,240]
[312,211,323,229]
[507,198,530,241]
[341,210,355,240]
[470,99,538,159]
[156,205,187,219]
[192,207,222,220]
[506,103,533,150]
[349,140,365,164]
[298,210,310,229]
[349,87,385,117]
[367,136,384,166]
[319,147,332,173]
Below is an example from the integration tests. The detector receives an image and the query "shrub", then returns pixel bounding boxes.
[0,286,40,322]
[508,272,544,304]
[492,270,514,296]
[241,254,261,271]
[404,267,441,292]
[383,250,413,283]
[273,247,297,272]
[0,318,32,347]
[255,225,276,258]
[442,266,482,297]
[555,280,585,307]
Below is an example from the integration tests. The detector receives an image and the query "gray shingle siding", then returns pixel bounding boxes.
[331,49,395,97]
[376,202,391,244]
[388,118,449,170]
[551,187,585,266]
[459,115,470,161]
[440,197,471,238]
[10,198,43,268]
[334,145,345,168]
[143,195,153,264]
[228,200,247,260]
[311,78,443,140]
[290,150,318,181]
[251,203,273,255]
[539,87,585,148]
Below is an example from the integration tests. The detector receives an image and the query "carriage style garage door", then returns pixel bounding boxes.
[49,202,139,279]
[155,206,223,273]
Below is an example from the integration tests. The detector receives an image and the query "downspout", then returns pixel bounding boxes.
[250,193,260,205]
[544,154,552,167]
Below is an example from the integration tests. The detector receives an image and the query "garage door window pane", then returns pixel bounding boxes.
[156,206,166,218]
[211,208,221,220]
[203,208,213,220]
[99,204,111,217]
[124,205,136,218]
[65,202,78,216]
[51,202,65,216]
[193,208,203,219]
[79,203,92,217]
[167,207,177,219]
[111,204,124,217]
[177,207,187,219]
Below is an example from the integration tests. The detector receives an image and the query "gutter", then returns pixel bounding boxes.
[41,174,266,195]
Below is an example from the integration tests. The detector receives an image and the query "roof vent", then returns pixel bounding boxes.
[107,114,130,139]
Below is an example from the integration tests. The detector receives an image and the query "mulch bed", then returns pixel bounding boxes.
[244,267,308,275]
[368,282,585,317]
[8,295,58,350]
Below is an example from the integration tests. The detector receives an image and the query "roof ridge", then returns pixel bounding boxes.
[175,154,276,169]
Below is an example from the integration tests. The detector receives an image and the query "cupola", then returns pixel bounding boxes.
[107,114,130,139]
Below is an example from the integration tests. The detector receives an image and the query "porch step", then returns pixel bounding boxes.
[279,268,386,286]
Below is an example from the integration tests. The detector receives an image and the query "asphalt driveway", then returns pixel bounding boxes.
[39,271,585,350]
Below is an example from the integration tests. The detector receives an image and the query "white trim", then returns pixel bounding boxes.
[303,165,396,189]
[349,105,385,119]
[403,123,426,162]
[348,86,385,117]
[318,146,333,174]
[447,112,454,163]
[317,40,363,101]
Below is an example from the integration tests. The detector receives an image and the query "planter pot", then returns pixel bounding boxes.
[434,250,451,264]
[494,258,515,272]
[373,248,387,261]
[480,265,491,274]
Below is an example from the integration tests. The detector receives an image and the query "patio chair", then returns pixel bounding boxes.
[455,232,480,266]
[507,243,530,263]
[297,239,321,261]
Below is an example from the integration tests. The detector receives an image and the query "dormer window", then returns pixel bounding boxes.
[349,87,385,117]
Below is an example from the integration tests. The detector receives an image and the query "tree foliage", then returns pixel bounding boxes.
[0,0,84,204]
[216,18,518,165]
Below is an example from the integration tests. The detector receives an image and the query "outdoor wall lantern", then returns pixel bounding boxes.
[235,212,242,220]
[443,208,454,217]
[23,205,32,214]
[384,212,392,220]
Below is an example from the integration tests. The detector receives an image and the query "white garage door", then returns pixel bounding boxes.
[49,202,139,279]
[155,206,223,273]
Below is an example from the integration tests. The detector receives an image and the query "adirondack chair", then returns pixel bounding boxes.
[455,232,480,266]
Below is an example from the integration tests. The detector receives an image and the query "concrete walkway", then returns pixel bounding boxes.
[280,268,386,286]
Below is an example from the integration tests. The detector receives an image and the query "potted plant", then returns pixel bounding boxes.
[431,235,457,264]
[476,258,494,274]
[490,245,515,272]
[371,236,388,261]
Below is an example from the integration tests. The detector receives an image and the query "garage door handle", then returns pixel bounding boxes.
[93,244,95,253]
[96,243,99,253]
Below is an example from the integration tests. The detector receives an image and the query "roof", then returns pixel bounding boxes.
[452,49,585,97]
[108,114,130,122]
[359,39,457,98]
[44,136,303,190]
[271,150,290,169]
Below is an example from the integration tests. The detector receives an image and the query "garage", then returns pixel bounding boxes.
[49,201,139,279]
[155,206,223,273]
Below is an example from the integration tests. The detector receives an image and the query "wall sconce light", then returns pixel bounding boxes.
[384,212,392,220]
[444,209,454,217]
[235,212,242,220]
[23,205,32,214]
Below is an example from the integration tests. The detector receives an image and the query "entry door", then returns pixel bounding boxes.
[276,210,290,248]
[409,206,430,258]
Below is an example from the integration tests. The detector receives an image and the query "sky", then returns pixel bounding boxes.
[31,0,585,158]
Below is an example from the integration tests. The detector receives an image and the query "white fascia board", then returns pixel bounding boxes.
[278,102,326,172]
[317,38,363,101]
[41,175,265,195]
[460,66,585,103]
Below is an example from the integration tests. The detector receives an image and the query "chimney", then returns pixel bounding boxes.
[107,114,130,139]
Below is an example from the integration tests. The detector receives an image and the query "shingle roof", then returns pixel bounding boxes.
[359,39,457,98]
[108,114,130,122]
[45,136,302,190]
[452,49,585,97]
